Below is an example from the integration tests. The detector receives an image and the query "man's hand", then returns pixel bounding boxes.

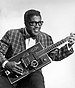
[68,33,75,48]
[5,61,23,75]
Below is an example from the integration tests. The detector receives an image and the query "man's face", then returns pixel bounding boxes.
[26,15,43,37]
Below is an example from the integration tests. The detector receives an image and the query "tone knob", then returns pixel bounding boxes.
[31,60,38,68]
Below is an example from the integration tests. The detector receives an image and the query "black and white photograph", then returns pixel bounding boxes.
[0,0,75,88]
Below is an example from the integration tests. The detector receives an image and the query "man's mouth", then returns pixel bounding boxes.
[34,29,39,33]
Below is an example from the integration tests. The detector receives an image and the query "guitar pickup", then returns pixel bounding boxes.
[20,57,30,68]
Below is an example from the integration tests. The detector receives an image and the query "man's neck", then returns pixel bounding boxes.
[25,28,37,39]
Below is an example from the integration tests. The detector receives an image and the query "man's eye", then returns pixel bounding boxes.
[29,21,43,26]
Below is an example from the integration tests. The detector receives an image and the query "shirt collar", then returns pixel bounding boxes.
[24,28,31,39]
[24,28,39,40]
[20,27,41,40]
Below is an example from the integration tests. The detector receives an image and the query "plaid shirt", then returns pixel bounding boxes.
[0,28,74,65]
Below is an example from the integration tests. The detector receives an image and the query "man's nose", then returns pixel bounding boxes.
[35,23,40,27]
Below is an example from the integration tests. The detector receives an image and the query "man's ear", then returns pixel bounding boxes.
[24,21,29,27]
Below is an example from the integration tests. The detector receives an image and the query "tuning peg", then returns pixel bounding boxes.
[70,33,75,36]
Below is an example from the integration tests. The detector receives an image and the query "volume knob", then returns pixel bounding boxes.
[31,60,38,68]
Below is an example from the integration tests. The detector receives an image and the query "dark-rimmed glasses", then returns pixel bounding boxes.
[29,21,44,26]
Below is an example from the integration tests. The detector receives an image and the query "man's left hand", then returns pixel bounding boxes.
[68,33,75,48]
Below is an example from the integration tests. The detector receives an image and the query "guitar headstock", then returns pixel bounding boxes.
[68,33,75,44]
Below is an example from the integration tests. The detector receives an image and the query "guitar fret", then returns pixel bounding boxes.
[36,36,69,57]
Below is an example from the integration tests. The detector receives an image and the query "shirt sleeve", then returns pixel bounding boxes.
[47,35,74,61]
[0,31,11,65]
[48,44,74,61]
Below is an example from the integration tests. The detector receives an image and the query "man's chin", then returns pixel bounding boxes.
[31,33,39,38]
[34,32,39,36]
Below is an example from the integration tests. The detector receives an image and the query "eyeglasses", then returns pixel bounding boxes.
[29,21,44,26]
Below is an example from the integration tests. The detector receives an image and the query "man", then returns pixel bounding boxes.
[0,9,74,88]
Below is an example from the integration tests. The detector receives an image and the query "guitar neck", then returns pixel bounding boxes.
[36,36,70,57]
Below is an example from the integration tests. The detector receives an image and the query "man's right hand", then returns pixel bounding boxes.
[5,61,23,75]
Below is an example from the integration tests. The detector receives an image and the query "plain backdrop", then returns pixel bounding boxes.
[0,0,75,88]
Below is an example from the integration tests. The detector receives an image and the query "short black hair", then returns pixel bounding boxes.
[24,9,41,26]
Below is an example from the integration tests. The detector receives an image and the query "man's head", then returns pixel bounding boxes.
[24,9,43,37]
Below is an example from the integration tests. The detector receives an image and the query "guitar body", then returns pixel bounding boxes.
[2,33,75,84]
[6,43,51,84]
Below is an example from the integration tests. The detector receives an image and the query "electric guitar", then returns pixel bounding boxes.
[3,33,75,84]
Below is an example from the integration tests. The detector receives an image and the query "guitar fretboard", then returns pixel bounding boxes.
[36,36,70,57]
